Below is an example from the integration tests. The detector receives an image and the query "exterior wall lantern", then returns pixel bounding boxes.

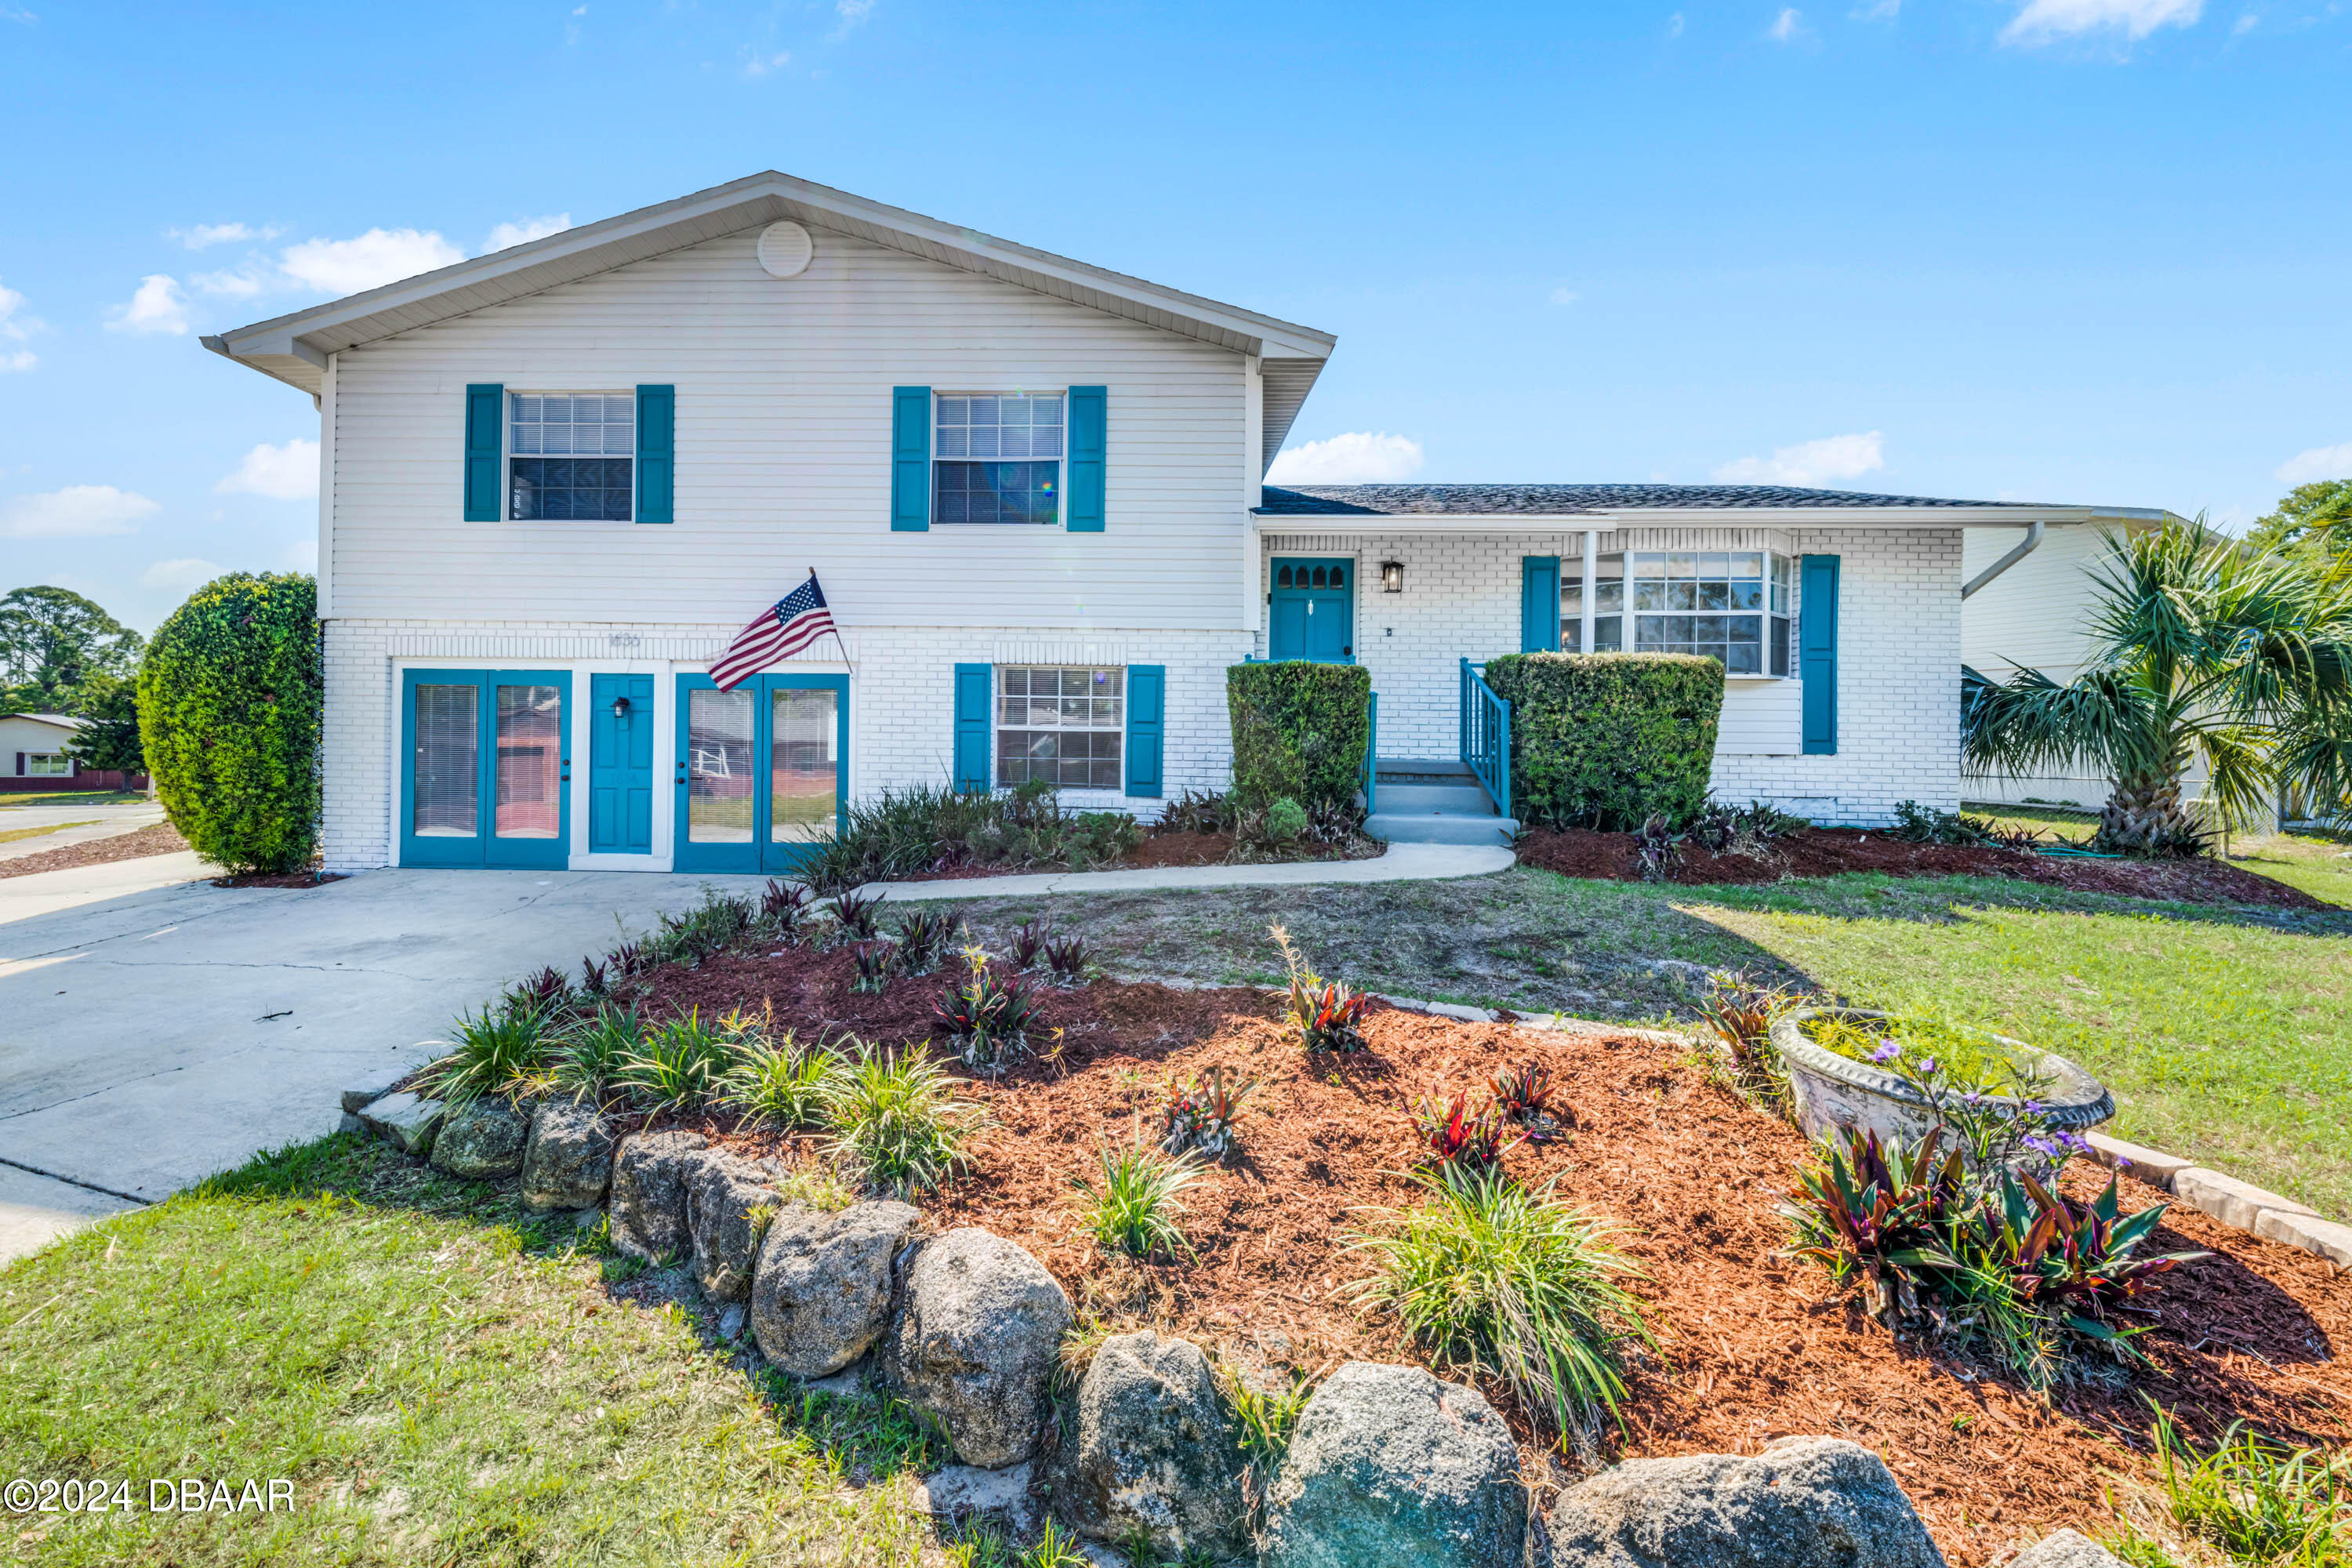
[612,695,633,720]
[1380,560,1404,593]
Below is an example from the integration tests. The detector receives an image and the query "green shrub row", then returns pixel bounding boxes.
[1483,653,1724,830]
[1226,661,1372,811]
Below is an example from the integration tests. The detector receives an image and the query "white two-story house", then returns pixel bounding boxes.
[205,171,2167,874]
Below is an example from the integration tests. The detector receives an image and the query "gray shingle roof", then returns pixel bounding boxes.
[1255,484,2022,516]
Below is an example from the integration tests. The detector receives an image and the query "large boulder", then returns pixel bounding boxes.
[2011,1531,2126,1568]
[428,1097,532,1179]
[1059,1330,1250,1559]
[750,1200,924,1377]
[684,1150,786,1302]
[1544,1436,1946,1568]
[521,1100,616,1211]
[880,1228,1071,1468]
[607,1131,708,1263]
[1260,1362,1524,1568]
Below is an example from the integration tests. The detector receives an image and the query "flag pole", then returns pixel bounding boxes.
[812,565,856,674]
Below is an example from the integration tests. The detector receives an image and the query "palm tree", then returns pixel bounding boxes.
[1963,519,2352,855]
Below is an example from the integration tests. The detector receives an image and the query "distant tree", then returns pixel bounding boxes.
[64,673,145,776]
[0,586,145,713]
[2245,481,2352,567]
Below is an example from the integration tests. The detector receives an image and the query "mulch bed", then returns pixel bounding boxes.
[0,819,190,880]
[615,942,2352,1566]
[1515,826,2336,910]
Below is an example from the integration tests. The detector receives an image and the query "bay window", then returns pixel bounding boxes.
[1581,550,1793,675]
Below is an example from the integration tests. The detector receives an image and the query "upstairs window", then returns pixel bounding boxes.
[996,666,1122,788]
[509,393,634,521]
[935,393,1062,525]
[1584,551,1792,675]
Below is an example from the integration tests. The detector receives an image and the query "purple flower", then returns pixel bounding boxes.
[2023,1101,2045,1115]
[1918,1057,1940,1076]
[2023,1135,2058,1156]
[1867,1040,1901,1063]
[2061,1130,2090,1152]
[1962,1092,1985,1106]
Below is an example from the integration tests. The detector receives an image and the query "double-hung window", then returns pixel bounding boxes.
[509,393,635,521]
[1585,551,1793,675]
[935,393,1063,525]
[996,666,1122,788]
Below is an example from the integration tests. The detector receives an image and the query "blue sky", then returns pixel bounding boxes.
[3,0,2349,630]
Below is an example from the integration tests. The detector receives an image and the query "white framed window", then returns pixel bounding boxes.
[1584,551,1793,675]
[996,666,1122,788]
[936,393,1063,525]
[508,392,634,521]
[25,753,71,777]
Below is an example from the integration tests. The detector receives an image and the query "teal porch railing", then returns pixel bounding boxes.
[1458,659,1510,818]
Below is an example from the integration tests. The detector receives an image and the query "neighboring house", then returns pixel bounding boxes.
[202,171,2169,874]
[2,713,89,790]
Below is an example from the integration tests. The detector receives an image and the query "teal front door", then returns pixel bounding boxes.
[673,672,848,874]
[400,670,572,869]
[1269,557,1355,662]
[588,673,654,855]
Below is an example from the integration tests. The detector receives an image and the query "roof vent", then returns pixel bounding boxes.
[757,222,815,279]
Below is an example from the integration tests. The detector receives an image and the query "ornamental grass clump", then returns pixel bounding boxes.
[617,1007,737,1112]
[547,1000,643,1102]
[1076,1140,1203,1261]
[1348,1163,1653,1449]
[652,891,756,966]
[721,1033,842,1131]
[419,1004,554,1109]
[2139,1410,2352,1566]
[820,1042,982,1197]
[1272,923,1368,1052]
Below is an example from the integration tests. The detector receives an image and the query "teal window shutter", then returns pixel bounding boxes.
[635,384,674,524]
[463,383,503,521]
[1520,557,1561,652]
[953,662,991,791]
[1800,554,1840,755]
[1067,385,1106,532]
[891,387,931,532]
[1124,664,1164,797]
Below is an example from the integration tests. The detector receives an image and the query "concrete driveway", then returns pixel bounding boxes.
[0,862,765,1262]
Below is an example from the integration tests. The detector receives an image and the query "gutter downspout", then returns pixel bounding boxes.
[1960,521,2045,600]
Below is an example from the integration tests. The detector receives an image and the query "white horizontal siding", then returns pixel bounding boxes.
[1959,523,2120,681]
[328,225,1248,630]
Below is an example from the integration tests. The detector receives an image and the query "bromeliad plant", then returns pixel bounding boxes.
[1006,920,1053,972]
[1699,971,1798,1112]
[826,889,886,944]
[760,878,813,941]
[1489,1061,1564,1142]
[1043,933,1091,987]
[1413,1091,1523,1168]
[1272,924,1370,1053]
[1158,1065,1261,1159]
[892,908,954,975]
[932,945,1041,1074]
[851,939,899,995]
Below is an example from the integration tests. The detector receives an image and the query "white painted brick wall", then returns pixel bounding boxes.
[324,619,1248,871]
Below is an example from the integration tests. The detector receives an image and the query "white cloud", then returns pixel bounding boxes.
[1769,6,1806,38]
[278,228,464,295]
[106,274,189,335]
[2231,10,2256,30]
[1712,430,1886,487]
[485,213,572,252]
[139,557,222,594]
[0,278,38,369]
[1549,285,1581,306]
[2000,0,2201,43]
[2275,441,2352,485]
[837,0,875,20]
[0,350,31,373]
[1853,0,1900,16]
[1,5,34,21]
[2,485,160,539]
[1266,432,1427,485]
[171,222,280,250]
[216,437,321,500]
[191,260,273,298]
[742,48,792,74]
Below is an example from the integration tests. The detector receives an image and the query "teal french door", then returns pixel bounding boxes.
[588,673,655,855]
[673,672,848,873]
[400,669,572,869]
[1269,557,1356,662]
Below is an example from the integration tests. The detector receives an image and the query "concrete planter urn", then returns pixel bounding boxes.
[1769,1007,2114,1164]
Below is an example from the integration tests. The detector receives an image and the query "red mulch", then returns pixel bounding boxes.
[1515,826,2336,911]
[0,819,189,880]
[615,946,2352,1566]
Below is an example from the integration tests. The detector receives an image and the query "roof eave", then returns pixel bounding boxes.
[1251,505,2177,528]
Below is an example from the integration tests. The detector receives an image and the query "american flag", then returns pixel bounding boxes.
[710,573,837,691]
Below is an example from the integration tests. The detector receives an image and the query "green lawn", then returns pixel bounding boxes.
[0,789,146,809]
[0,1136,962,1567]
[0,818,96,847]
[950,864,2352,1216]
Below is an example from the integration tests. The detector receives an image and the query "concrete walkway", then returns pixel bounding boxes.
[862,840,1516,901]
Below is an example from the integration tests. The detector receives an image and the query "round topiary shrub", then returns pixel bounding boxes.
[138,572,321,874]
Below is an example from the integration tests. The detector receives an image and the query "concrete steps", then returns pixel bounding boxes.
[1367,758,1515,847]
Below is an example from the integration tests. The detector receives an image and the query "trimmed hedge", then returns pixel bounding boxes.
[1227,661,1373,810]
[139,572,322,874]
[1484,653,1724,830]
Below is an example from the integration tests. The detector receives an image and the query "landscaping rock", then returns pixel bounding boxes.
[750,1200,923,1377]
[2082,1133,2194,1192]
[1060,1330,1250,1559]
[2173,1168,2316,1232]
[717,1304,746,1341]
[1260,1362,1523,1568]
[2254,1208,2352,1269]
[2011,1530,2127,1567]
[913,1461,1037,1535]
[428,1097,532,1179]
[1543,1436,1945,1568]
[684,1150,785,1302]
[607,1131,708,1263]
[339,1063,412,1114]
[521,1102,616,1211]
[881,1227,1070,1468]
[357,1091,444,1157]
